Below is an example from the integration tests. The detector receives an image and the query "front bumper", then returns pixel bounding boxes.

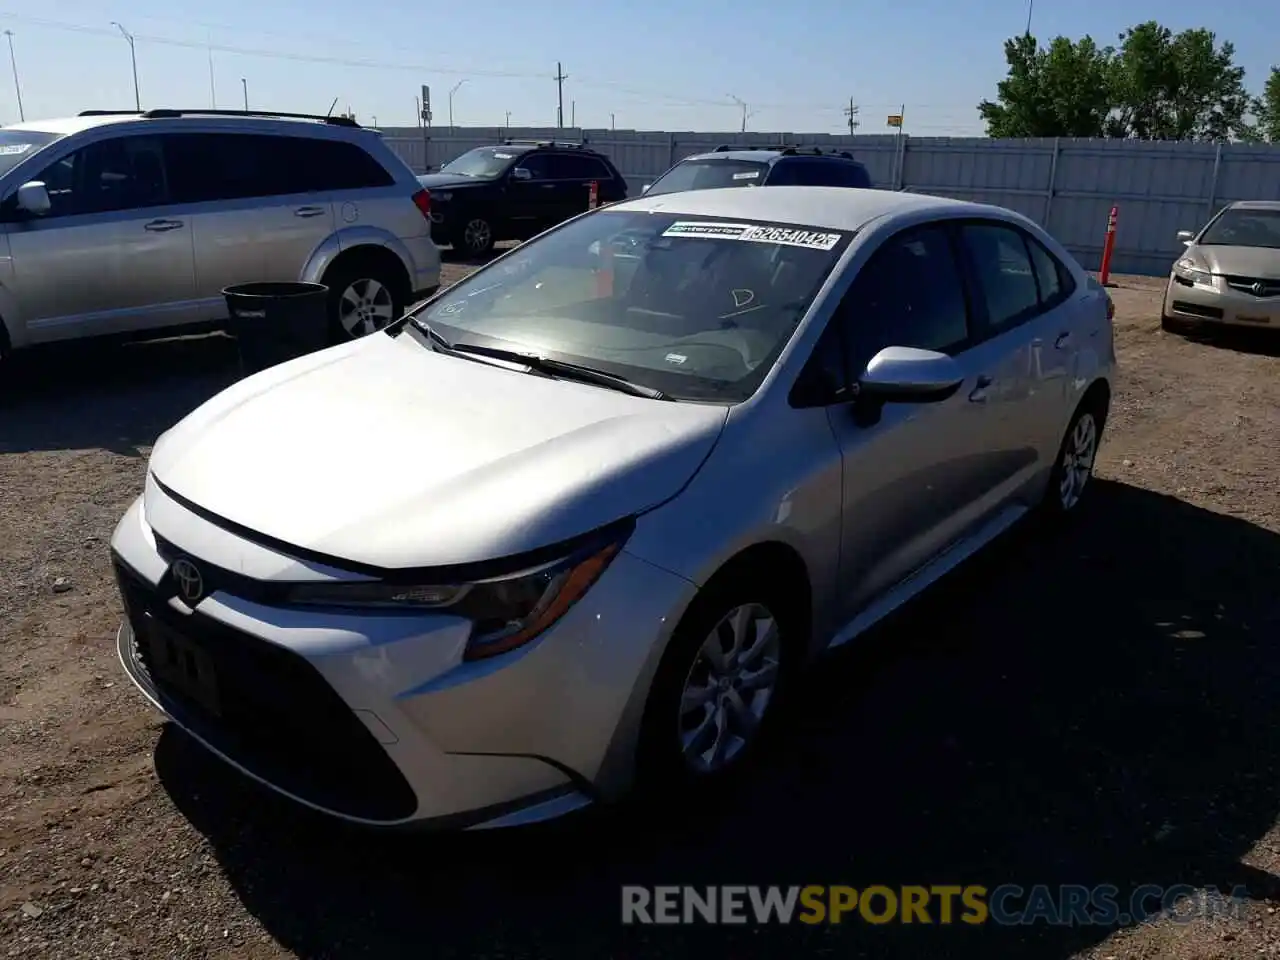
[1163,274,1280,328]
[109,490,696,828]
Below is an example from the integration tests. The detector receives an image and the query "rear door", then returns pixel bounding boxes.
[163,131,337,320]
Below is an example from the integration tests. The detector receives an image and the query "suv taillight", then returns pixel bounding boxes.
[412,189,431,219]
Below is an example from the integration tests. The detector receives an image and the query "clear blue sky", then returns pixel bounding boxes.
[0,0,1274,135]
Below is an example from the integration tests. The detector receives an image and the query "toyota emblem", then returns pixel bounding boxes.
[170,558,204,605]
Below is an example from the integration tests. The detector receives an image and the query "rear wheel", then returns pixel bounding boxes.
[1042,395,1106,518]
[452,216,495,258]
[324,262,404,342]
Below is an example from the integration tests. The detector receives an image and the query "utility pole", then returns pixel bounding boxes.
[554,61,568,129]
[610,112,615,132]
[727,94,751,133]
[111,22,140,111]
[241,77,248,111]
[570,100,575,128]
[1024,0,1034,36]
[505,110,511,131]
[844,97,860,135]
[3,30,23,122]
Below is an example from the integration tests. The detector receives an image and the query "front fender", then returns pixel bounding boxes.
[300,226,414,285]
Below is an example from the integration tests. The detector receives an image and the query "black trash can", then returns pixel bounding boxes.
[222,281,330,376]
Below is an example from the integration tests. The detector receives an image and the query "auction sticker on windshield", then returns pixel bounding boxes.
[662,221,843,251]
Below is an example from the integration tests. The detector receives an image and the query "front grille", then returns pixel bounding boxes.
[1170,300,1224,320]
[114,558,418,822]
[1223,275,1280,298]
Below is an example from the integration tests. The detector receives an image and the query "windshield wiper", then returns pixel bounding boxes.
[450,343,667,400]
[408,318,665,399]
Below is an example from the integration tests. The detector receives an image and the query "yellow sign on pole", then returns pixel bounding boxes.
[886,114,903,128]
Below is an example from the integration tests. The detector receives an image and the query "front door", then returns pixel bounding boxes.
[5,133,198,344]
[505,153,565,237]
[823,223,1009,615]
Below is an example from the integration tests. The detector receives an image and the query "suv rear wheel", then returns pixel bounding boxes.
[324,261,404,341]
[452,217,495,258]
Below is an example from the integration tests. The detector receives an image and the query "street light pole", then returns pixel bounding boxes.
[241,77,248,111]
[111,22,140,111]
[448,79,466,129]
[3,30,23,122]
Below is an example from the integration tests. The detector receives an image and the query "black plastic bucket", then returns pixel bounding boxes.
[222,281,330,375]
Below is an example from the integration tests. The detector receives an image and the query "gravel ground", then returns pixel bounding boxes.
[1,270,1279,959]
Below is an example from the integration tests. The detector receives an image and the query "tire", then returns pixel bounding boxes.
[1042,394,1106,519]
[1161,314,1185,333]
[323,260,405,343]
[451,216,495,258]
[636,569,798,801]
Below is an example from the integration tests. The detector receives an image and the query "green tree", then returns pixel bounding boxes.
[979,33,1115,138]
[1253,66,1280,143]
[1106,22,1253,141]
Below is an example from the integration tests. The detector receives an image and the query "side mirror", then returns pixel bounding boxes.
[16,180,51,216]
[511,167,532,181]
[1176,229,1194,245]
[857,346,964,404]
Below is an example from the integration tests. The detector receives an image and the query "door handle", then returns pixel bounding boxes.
[968,374,994,403]
[1054,331,1073,350]
[143,219,183,232]
[294,206,326,218]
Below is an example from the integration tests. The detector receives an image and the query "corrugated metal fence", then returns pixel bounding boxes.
[380,126,1280,277]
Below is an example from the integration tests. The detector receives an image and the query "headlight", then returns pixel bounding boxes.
[1173,258,1213,286]
[283,531,628,661]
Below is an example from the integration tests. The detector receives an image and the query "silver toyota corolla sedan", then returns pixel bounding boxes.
[110,186,1116,829]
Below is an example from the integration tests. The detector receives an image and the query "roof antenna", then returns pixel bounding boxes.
[325,97,338,118]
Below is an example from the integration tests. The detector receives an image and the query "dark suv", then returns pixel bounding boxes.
[643,145,872,197]
[418,140,627,256]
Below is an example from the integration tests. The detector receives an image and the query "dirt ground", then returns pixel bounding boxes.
[1,270,1279,960]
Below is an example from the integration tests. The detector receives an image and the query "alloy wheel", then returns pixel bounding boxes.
[338,278,395,338]
[1058,411,1098,511]
[463,218,492,255]
[678,602,782,774]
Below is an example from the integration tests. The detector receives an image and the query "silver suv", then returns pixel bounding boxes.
[0,109,441,360]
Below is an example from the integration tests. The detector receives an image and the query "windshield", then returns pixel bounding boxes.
[0,129,61,180]
[438,146,523,179]
[409,210,851,402]
[646,159,768,197]
[1199,209,1280,249]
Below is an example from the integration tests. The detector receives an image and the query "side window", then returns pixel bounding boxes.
[556,154,611,180]
[164,133,302,203]
[1026,235,1076,307]
[960,222,1040,333]
[764,161,797,186]
[835,225,970,377]
[836,162,872,188]
[33,136,170,217]
[292,139,395,191]
[515,153,550,179]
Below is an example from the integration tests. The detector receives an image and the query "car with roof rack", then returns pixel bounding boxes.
[417,139,627,257]
[642,144,873,197]
[0,107,441,360]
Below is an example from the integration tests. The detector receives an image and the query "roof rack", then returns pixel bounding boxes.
[501,138,590,150]
[711,143,855,160]
[77,108,360,128]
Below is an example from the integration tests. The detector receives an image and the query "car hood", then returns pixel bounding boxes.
[1193,244,1280,279]
[147,332,728,570]
[417,173,489,191]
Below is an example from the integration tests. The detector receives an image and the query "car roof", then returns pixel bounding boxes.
[682,149,864,165]
[3,115,138,136]
[1228,200,1280,211]
[614,185,989,232]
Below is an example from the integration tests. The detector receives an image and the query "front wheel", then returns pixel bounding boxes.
[637,575,793,798]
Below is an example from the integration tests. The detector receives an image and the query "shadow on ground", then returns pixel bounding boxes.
[0,335,240,456]
[155,479,1280,959]
[1178,325,1280,359]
